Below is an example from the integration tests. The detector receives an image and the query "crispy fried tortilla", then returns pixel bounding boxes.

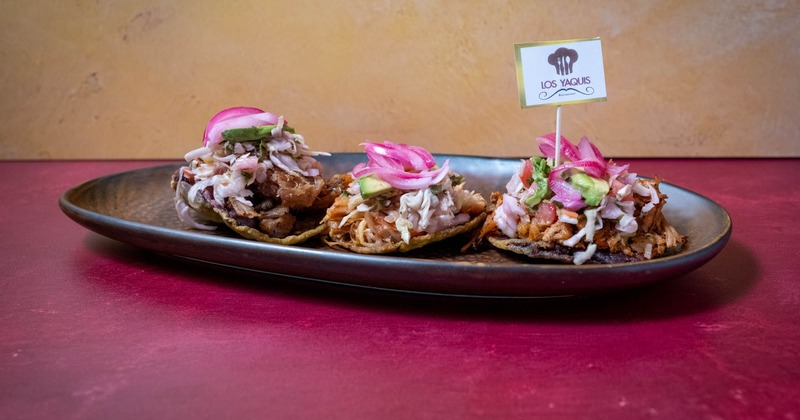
[325,212,486,254]
[214,207,328,245]
[486,236,646,264]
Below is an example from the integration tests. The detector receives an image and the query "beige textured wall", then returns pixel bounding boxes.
[1,0,798,159]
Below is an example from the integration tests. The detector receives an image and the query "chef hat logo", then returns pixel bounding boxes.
[548,48,579,76]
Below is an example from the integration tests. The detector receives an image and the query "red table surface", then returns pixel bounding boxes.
[1,158,798,419]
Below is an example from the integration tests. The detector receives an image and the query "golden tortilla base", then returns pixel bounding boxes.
[325,213,486,254]
[214,207,328,245]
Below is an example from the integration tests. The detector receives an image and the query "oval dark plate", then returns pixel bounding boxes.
[59,154,731,297]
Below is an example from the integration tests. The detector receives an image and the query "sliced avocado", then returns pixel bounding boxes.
[524,190,545,207]
[569,172,609,206]
[357,175,393,199]
[221,124,296,142]
[524,157,550,207]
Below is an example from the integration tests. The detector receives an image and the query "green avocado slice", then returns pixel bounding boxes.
[569,172,609,206]
[221,124,296,142]
[357,175,392,199]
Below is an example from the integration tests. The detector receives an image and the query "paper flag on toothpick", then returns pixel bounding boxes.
[514,38,607,165]
[514,38,607,108]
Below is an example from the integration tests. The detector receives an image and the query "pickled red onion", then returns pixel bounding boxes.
[538,134,606,169]
[537,133,581,162]
[352,141,450,191]
[550,158,606,179]
[536,133,620,210]
[548,174,584,210]
[362,141,436,172]
[203,106,282,147]
[577,135,605,163]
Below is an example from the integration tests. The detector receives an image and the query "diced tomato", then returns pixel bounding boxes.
[520,159,533,188]
[533,202,557,225]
